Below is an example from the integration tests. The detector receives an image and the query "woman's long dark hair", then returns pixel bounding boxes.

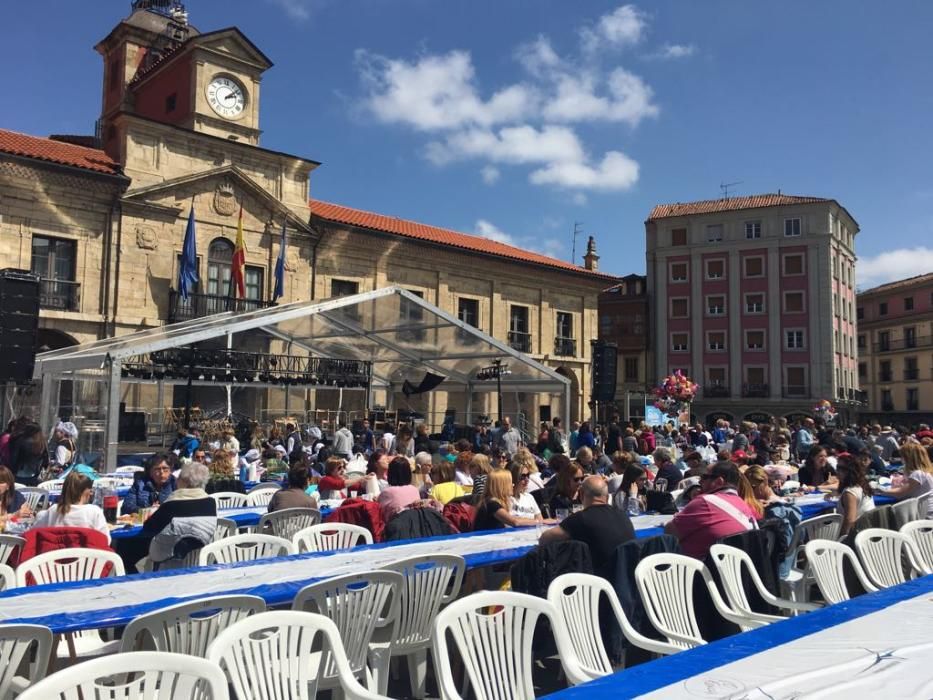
[0,466,16,513]
[804,446,828,480]
[620,464,646,494]
[837,453,872,497]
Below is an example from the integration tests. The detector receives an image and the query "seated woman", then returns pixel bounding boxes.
[123,452,178,514]
[428,461,465,505]
[798,446,838,490]
[378,456,421,522]
[508,461,554,523]
[548,457,583,517]
[205,449,246,494]
[834,453,875,536]
[744,465,801,578]
[143,462,218,570]
[474,470,546,531]
[317,457,365,499]
[268,465,318,512]
[612,464,648,515]
[0,465,31,528]
[366,451,391,493]
[880,443,933,518]
[33,471,110,543]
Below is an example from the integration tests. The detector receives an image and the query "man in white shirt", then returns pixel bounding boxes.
[497,417,522,457]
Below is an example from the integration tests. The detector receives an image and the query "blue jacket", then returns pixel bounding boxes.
[171,435,200,459]
[122,475,177,514]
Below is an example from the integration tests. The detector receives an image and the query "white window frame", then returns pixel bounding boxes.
[669,296,689,319]
[782,290,805,314]
[785,328,806,351]
[706,224,724,242]
[705,295,726,317]
[743,255,765,278]
[705,258,726,280]
[744,292,765,315]
[782,253,805,276]
[669,261,689,283]
[784,218,801,237]
[706,330,726,352]
[745,329,766,351]
[671,332,690,353]
[745,221,761,239]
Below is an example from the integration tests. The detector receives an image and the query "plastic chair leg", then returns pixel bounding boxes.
[407,648,428,699]
[367,645,391,695]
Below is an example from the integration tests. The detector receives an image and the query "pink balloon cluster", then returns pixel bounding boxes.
[655,370,698,402]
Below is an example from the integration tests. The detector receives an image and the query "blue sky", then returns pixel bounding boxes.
[2,1,932,285]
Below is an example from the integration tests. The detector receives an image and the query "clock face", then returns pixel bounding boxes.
[206,76,246,119]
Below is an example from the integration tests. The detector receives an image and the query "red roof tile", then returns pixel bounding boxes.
[0,128,121,176]
[648,193,830,221]
[310,199,617,279]
[858,272,933,297]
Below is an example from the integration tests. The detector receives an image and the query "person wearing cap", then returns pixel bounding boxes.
[877,426,900,463]
[219,427,240,454]
[674,475,702,509]
[51,421,79,467]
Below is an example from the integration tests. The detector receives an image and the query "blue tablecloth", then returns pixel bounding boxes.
[797,493,895,520]
[109,505,334,539]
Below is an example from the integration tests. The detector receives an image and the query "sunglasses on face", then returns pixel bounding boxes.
[520,473,530,481]
[573,476,584,483]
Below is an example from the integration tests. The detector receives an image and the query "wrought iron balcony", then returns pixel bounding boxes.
[168,290,274,323]
[39,278,80,311]
[874,335,931,352]
[783,384,808,398]
[742,383,770,398]
[905,368,919,380]
[554,337,576,357]
[704,384,730,398]
[508,331,532,353]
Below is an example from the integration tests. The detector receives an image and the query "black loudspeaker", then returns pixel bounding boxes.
[591,341,618,402]
[0,269,40,384]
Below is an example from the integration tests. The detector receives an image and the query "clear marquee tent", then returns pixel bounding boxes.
[33,286,571,467]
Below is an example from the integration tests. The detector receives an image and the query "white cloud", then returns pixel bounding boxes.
[543,68,657,125]
[475,220,567,260]
[856,247,933,289]
[572,193,588,205]
[427,125,586,166]
[530,151,639,191]
[581,5,647,53]
[475,219,516,245]
[480,166,500,184]
[266,0,315,20]
[652,43,696,59]
[515,35,562,77]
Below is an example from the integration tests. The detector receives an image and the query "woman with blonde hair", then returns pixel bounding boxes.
[511,448,545,491]
[469,453,492,502]
[473,470,545,530]
[882,443,933,517]
[205,449,245,494]
[33,471,110,542]
[745,465,801,577]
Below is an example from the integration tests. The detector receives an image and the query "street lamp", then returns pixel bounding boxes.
[477,359,511,423]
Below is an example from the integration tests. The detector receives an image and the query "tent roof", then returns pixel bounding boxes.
[34,286,570,393]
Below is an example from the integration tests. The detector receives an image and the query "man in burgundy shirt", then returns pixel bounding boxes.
[665,460,759,559]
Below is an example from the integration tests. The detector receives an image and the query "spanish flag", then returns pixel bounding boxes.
[231,205,247,298]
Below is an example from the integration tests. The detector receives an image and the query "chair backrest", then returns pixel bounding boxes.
[210,492,248,509]
[19,651,229,700]
[432,591,588,700]
[789,513,842,552]
[380,554,465,650]
[17,488,49,511]
[206,610,370,700]
[214,517,238,542]
[16,548,125,587]
[293,571,402,678]
[901,519,933,571]
[35,481,61,493]
[545,573,614,678]
[114,465,145,474]
[293,523,372,553]
[258,507,320,540]
[708,544,760,618]
[804,539,878,604]
[245,484,281,507]
[0,563,14,592]
[854,528,929,588]
[634,553,706,649]
[0,534,25,566]
[121,595,266,656]
[0,624,52,698]
[892,498,921,529]
[198,534,294,566]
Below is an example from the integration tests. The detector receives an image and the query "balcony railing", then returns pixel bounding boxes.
[704,384,730,398]
[554,337,576,357]
[874,335,932,352]
[742,383,770,398]
[508,331,532,353]
[39,278,80,311]
[782,384,808,398]
[169,290,275,323]
[905,368,919,380]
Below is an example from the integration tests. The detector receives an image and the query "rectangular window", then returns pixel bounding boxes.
[744,256,764,277]
[397,290,426,341]
[905,327,917,348]
[244,266,263,301]
[707,331,725,351]
[745,221,761,239]
[705,259,725,280]
[857,306,864,320]
[785,330,805,350]
[706,295,725,316]
[879,302,888,316]
[881,389,893,410]
[31,235,78,311]
[746,330,765,350]
[857,334,866,349]
[670,298,689,318]
[907,388,919,411]
[708,367,727,384]
[783,254,804,276]
[555,311,575,356]
[671,228,687,246]
[165,93,177,113]
[458,297,479,328]
[671,333,689,352]
[905,357,918,381]
[746,366,766,384]
[330,279,359,297]
[785,366,806,395]
[858,362,867,379]
[745,293,764,314]
[706,224,723,242]
[624,357,639,381]
[556,311,573,339]
[879,360,892,382]
[905,296,914,311]
[508,305,530,353]
[784,291,805,313]
[670,262,688,282]
[784,218,801,236]
[878,331,890,351]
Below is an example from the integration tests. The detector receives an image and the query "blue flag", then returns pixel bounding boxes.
[273,221,287,301]
[178,203,199,301]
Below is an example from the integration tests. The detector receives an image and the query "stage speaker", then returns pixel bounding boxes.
[591,341,618,403]
[0,269,40,384]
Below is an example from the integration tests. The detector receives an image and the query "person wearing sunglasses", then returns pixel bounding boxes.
[548,456,584,518]
[508,461,555,523]
[123,452,178,514]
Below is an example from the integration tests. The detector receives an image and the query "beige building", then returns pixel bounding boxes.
[857,272,933,425]
[0,5,614,436]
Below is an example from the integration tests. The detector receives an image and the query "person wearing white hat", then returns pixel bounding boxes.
[52,421,79,467]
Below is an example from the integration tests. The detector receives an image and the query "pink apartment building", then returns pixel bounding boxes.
[645,194,863,426]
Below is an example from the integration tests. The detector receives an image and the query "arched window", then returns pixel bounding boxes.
[207,238,234,297]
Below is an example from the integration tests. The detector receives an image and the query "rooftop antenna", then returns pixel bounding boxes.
[720,181,743,199]
[571,221,584,264]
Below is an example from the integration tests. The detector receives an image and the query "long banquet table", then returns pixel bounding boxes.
[108,505,333,539]
[544,573,933,699]
[0,514,673,634]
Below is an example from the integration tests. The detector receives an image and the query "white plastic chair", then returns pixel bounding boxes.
[17,487,49,511]
[432,591,590,700]
[0,624,53,697]
[114,465,145,475]
[0,534,25,566]
[36,480,62,492]
[892,497,922,528]
[372,554,466,698]
[708,545,821,626]
[198,533,294,565]
[0,563,14,592]
[210,492,248,508]
[245,483,281,507]
[854,528,931,588]
[206,610,390,700]
[19,651,230,700]
[635,553,761,647]
[121,595,266,655]
[782,513,843,602]
[293,571,402,690]
[258,507,321,540]
[901,519,933,571]
[804,539,879,604]
[547,573,681,679]
[214,517,238,541]
[293,523,373,553]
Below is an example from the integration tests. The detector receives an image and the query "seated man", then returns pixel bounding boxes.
[268,465,318,512]
[123,452,178,514]
[665,460,759,559]
[143,461,217,570]
[539,475,636,578]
